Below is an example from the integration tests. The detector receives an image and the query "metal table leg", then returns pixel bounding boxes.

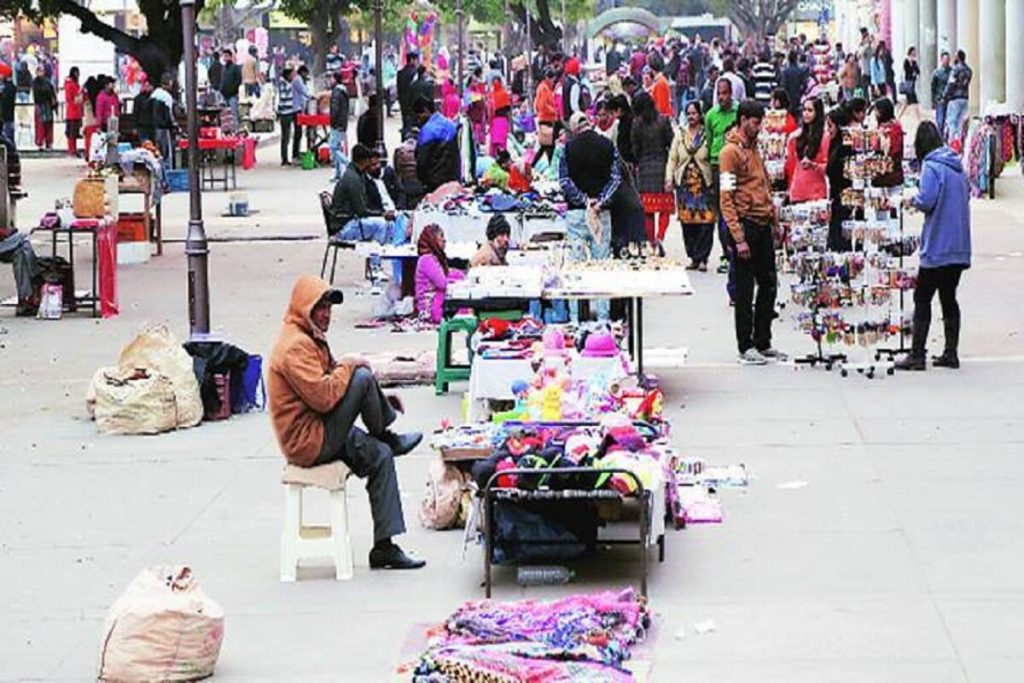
[636,297,644,379]
[484,490,493,599]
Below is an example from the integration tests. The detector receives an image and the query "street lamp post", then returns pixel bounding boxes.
[456,0,465,97]
[374,0,385,157]
[179,0,210,337]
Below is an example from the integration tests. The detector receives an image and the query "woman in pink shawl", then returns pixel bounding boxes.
[441,77,460,120]
[415,224,465,324]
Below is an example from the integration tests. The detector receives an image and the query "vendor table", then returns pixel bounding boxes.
[296,113,330,152]
[447,267,694,378]
[482,467,663,598]
[31,221,117,318]
[118,171,163,256]
[177,137,242,191]
[466,352,627,421]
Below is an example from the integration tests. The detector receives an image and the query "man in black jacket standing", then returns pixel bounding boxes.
[220,48,242,129]
[397,52,419,140]
[558,112,621,321]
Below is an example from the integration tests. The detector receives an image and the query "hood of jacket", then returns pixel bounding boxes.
[284,275,332,342]
[925,146,963,173]
[725,126,751,148]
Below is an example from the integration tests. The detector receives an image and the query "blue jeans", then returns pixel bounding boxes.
[337,215,409,248]
[935,103,947,140]
[945,98,968,143]
[329,128,349,182]
[1,121,13,145]
[227,96,240,129]
[565,208,611,321]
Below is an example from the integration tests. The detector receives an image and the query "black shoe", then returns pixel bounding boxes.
[369,542,426,570]
[895,354,926,371]
[383,430,422,456]
[931,351,960,369]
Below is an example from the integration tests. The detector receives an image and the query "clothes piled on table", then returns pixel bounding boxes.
[118,147,165,203]
[470,417,671,497]
[407,589,650,682]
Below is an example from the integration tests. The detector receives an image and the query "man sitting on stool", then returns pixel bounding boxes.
[269,275,425,570]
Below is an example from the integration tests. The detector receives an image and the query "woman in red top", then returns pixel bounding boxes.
[533,69,559,163]
[871,97,905,188]
[785,96,830,202]
[63,67,83,156]
[771,89,799,136]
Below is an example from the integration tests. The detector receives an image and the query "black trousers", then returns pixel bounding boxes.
[682,223,714,264]
[316,368,404,543]
[279,113,295,163]
[733,220,777,354]
[912,265,964,356]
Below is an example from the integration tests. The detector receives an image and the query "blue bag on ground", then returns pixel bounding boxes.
[231,354,265,413]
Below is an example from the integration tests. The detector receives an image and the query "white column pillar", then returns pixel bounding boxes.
[905,0,921,86]
[936,0,957,57]
[979,0,1006,109]
[958,0,980,112]
[891,0,907,75]
[920,0,938,109]
[1007,0,1024,110]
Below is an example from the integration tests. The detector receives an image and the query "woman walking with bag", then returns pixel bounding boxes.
[896,121,971,371]
[665,100,715,270]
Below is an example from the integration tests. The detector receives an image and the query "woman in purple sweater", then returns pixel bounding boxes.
[415,224,464,324]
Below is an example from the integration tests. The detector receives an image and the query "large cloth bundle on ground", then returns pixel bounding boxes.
[405,589,649,681]
[97,566,224,682]
[87,325,203,434]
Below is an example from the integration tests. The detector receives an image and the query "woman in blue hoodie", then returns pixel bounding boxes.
[897,121,972,371]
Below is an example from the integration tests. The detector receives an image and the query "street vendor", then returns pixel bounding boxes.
[414,97,460,191]
[269,275,426,570]
[470,214,512,267]
[0,134,41,317]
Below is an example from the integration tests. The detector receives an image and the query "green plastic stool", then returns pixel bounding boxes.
[478,309,524,322]
[435,315,478,395]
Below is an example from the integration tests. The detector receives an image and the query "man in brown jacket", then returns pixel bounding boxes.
[269,275,425,569]
[469,214,511,267]
[718,99,784,365]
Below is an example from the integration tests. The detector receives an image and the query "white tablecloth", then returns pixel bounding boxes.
[466,353,627,421]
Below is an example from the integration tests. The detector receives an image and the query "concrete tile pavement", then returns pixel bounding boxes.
[2,148,1024,680]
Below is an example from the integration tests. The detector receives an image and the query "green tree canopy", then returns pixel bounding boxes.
[1,0,204,81]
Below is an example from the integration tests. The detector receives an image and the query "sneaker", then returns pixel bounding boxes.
[369,542,426,570]
[895,354,926,371]
[716,258,729,274]
[758,347,787,361]
[738,348,768,365]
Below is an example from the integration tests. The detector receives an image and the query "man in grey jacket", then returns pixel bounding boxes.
[329,71,350,183]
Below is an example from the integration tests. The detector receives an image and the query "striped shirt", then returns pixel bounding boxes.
[276,78,294,116]
[752,61,777,104]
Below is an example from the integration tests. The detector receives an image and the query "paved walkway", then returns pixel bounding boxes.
[2,142,1023,681]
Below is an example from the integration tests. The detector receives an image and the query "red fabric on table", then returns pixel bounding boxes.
[177,137,243,150]
[97,222,118,318]
[242,137,257,170]
[296,113,330,127]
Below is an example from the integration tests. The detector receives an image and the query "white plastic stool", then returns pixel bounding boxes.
[280,461,354,581]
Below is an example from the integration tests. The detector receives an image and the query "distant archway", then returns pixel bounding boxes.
[586,8,664,40]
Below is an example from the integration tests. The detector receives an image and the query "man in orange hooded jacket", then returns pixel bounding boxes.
[269,275,425,569]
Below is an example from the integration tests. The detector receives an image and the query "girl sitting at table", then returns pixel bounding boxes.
[415,224,465,324]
